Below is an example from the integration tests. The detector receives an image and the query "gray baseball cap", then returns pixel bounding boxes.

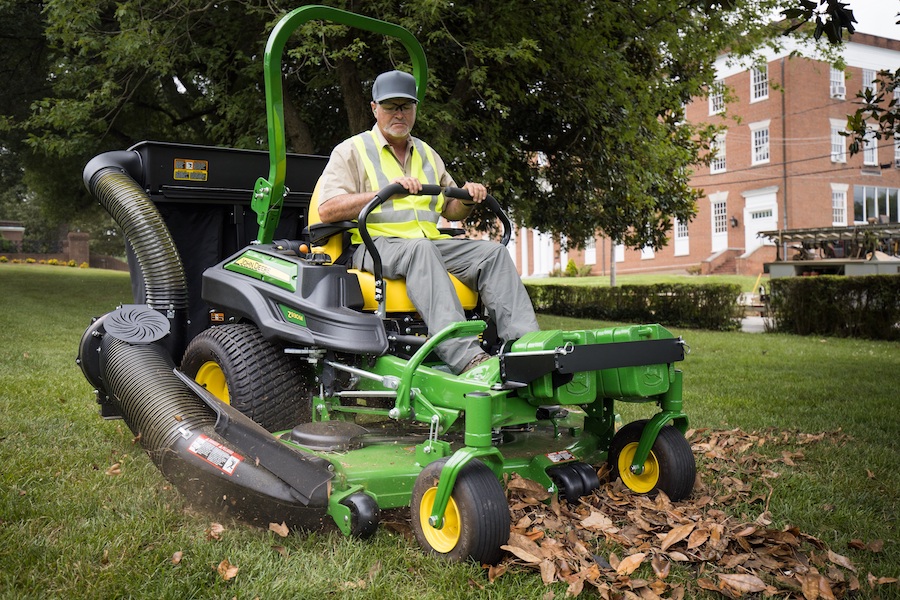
[372,70,418,103]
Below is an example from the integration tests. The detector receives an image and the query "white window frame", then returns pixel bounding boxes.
[829,67,846,99]
[831,183,848,226]
[710,132,726,174]
[830,118,846,163]
[584,237,596,265]
[674,218,689,257]
[713,199,728,235]
[863,126,878,166]
[641,245,655,260]
[614,243,625,263]
[862,68,877,96]
[895,136,900,169]
[751,65,768,102]
[749,120,770,165]
[709,80,724,115]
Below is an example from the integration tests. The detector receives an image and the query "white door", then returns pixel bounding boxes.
[742,187,779,254]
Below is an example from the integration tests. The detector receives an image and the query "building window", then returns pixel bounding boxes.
[750,209,773,220]
[853,186,899,223]
[751,65,768,102]
[830,119,846,163]
[749,120,770,165]
[895,137,900,169]
[863,127,878,166]
[614,243,625,263]
[641,245,655,260]
[710,133,726,173]
[584,237,596,265]
[830,67,846,99]
[862,68,877,96]
[831,184,848,226]
[713,200,728,234]
[674,218,689,257]
[709,80,724,114]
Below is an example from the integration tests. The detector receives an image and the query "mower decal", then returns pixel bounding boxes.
[546,450,576,463]
[187,434,243,475]
[225,250,297,291]
[173,158,208,182]
[278,304,307,327]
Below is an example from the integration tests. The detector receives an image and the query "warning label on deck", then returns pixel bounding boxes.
[546,450,576,463]
[173,158,208,182]
[187,434,243,475]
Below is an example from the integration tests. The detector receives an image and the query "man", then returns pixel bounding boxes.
[317,70,539,374]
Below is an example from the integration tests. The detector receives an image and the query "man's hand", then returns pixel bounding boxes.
[391,176,423,195]
[461,181,487,204]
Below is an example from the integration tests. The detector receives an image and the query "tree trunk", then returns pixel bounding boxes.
[337,58,371,136]
[282,97,314,155]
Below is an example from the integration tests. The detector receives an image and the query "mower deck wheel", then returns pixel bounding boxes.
[608,419,696,501]
[410,458,509,564]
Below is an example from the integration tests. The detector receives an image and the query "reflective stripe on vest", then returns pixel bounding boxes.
[350,130,447,243]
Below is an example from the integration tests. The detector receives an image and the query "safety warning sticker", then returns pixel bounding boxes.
[187,434,243,475]
[546,450,576,463]
[173,158,208,182]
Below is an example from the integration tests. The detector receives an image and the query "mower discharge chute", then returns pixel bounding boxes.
[77,5,696,565]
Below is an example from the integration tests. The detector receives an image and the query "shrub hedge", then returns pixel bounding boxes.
[767,274,900,340]
[524,283,744,331]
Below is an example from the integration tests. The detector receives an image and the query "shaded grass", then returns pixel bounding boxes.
[1,265,897,599]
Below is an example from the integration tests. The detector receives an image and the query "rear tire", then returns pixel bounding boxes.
[181,324,314,431]
[410,458,510,564]
[608,419,695,501]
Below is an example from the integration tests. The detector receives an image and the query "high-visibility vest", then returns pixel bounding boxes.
[350,129,448,244]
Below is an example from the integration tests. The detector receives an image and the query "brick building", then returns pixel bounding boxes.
[515,33,900,278]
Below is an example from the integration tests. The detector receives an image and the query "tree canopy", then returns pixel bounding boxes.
[4,0,801,249]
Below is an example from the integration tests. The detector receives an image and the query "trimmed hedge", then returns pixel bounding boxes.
[524,283,743,331]
[767,274,900,341]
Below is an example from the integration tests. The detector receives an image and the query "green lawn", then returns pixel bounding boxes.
[0,264,897,599]
[525,272,766,293]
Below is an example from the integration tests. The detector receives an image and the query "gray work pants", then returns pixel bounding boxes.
[352,237,540,373]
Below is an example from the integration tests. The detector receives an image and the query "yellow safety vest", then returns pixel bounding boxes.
[350,130,448,244]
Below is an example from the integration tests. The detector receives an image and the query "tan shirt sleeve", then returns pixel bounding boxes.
[318,138,368,203]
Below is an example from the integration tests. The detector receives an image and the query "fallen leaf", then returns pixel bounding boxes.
[616,552,646,576]
[581,510,614,531]
[206,523,225,541]
[660,524,694,551]
[487,563,507,582]
[105,463,122,476]
[268,521,289,538]
[217,559,238,581]
[651,554,670,579]
[718,573,770,594]
[827,550,856,572]
[272,545,287,557]
[171,551,183,565]
[502,544,542,564]
[540,559,557,584]
[866,469,875,479]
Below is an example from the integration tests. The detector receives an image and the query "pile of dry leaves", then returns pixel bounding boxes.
[489,427,895,599]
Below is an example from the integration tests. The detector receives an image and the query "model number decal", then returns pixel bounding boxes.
[187,434,243,475]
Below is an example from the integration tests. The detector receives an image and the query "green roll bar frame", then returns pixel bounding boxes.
[251,5,429,243]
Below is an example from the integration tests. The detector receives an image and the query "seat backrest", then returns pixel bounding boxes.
[308,180,478,312]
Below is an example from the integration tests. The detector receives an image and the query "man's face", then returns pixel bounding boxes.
[372,97,417,142]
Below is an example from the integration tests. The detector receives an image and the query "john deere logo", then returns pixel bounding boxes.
[233,256,291,283]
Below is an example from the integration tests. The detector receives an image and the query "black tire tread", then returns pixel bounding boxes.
[181,324,313,431]
[608,419,696,501]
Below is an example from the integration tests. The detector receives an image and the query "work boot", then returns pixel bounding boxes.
[460,352,491,374]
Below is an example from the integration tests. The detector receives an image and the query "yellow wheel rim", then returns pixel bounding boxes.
[418,487,461,553]
[195,361,230,404]
[618,442,660,494]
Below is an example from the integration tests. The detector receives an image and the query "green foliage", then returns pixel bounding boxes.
[524,282,743,330]
[2,0,789,251]
[564,259,578,277]
[767,274,900,340]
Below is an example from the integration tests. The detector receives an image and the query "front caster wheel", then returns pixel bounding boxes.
[608,419,696,501]
[341,492,380,539]
[410,458,510,564]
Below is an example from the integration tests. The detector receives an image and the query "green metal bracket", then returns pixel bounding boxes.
[391,319,488,420]
[255,5,429,243]
[629,369,689,475]
[326,485,365,536]
[427,446,502,529]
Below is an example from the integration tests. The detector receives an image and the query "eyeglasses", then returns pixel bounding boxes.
[378,101,417,114]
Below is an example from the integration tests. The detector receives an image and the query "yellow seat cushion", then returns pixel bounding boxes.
[308,180,479,313]
[351,269,478,312]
